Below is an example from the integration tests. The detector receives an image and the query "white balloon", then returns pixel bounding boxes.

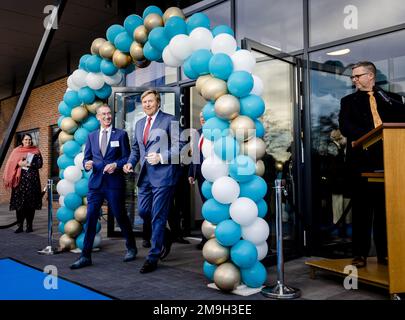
[241,217,269,245]
[201,138,214,159]
[72,69,88,88]
[162,46,183,67]
[67,76,80,91]
[231,49,256,73]
[56,179,75,196]
[59,195,65,207]
[230,197,258,226]
[102,72,122,86]
[256,241,268,261]
[251,75,264,96]
[212,176,240,204]
[64,165,82,183]
[201,155,229,182]
[169,34,193,61]
[74,152,84,170]
[93,233,102,248]
[189,27,213,51]
[86,72,105,90]
[211,33,237,56]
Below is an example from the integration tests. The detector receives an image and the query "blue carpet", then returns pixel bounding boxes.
[0,258,112,300]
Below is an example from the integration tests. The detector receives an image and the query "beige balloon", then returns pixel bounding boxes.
[59,144,64,155]
[256,160,265,176]
[71,106,89,122]
[86,100,104,114]
[201,220,216,239]
[213,262,241,291]
[230,115,256,141]
[135,59,151,68]
[144,13,163,31]
[60,117,78,134]
[134,25,148,44]
[99,41,116,59]
[74,205,87,223]
[64,220,82,238]
[91,38,106,55]
[214,94,240,120]
[112,49,132,68]
[241,137,267,160]
[196,74,213,95]
[201,78,228,101]
[59,234,76,251]
[163,7,185,23]
[83,197,88,206]
[58,131,74,144]
[202,238,229,265]
[130,42,145,61]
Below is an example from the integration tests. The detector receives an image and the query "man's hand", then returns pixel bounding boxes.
[123,163,133,173]
[188,177,195,185]
[84,160,94,170]
[145,152,161,165]
[103,162,117,174]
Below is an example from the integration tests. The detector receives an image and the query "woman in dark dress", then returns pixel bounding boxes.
[3,134,43,233]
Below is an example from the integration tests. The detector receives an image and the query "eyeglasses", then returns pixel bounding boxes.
[350,73,369,80]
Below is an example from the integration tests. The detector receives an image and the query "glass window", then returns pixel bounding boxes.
[126,62,177,87]
[50,125,61,182]
[310,0,405,46]
[236,0,304,53]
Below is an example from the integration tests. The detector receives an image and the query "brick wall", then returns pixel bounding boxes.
[0,77,68,204]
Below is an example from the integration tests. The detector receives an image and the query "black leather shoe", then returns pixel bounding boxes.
[15,225,23,233]
[140,260,157,274]
[70,256,92,270]
[123,248,137,262]
[26,226,33,233]
[142,240,151,248]
[160,229,172,260]
[352,256,367,268]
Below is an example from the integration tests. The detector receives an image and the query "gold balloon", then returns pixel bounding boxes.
[230,115,256,141]
[134,59,151,68]
[134,25,148,44]
[59,234,76,251]
[83,197,88,205]
[60,117,78,134]
[91,38,106,55]
[99,41,116,59]
[58,131,74,144]
[163,7,185,23]
[256,160,265,176]
[64,220,82,238]
[213,263,241,291]
[74,205,87,223]
[214,94,240,120]
[202,238,229,265]
[201,78,228,101]
[202,220,216,239]
[196,74,213,95]
[112,49,132,68]
[241,137,267,160]
[130,42,145,61]
[86,100,103,114]
[71,106,88,122]
[59,144,64,155]
[144,13,163,31]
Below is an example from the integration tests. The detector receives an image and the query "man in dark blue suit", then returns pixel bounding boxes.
[124,89,184,273]
[70,104,137,269]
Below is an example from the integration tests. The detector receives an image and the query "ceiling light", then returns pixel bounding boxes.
[326,48,350,56]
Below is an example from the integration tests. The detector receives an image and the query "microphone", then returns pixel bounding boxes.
[374,86,392,105]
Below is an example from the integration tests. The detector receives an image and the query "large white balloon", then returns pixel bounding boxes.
[162,46,183,67]
[67,76,80,91]
[201,155,229,182]
[211,33,237,56]
[64,165,82,183]
[230,197,258,226]
[231,49,256,73]
[169,34,193,61]
[102,72,122,86]
[250,75,264,96]
[256,241,268,261]
[212,176,240,204]
[86,72,105,90]
[189,27,213,51]
[56,179,75,196]
[59,195,65,207]
[201,138,214,159]
[72,69,88,88]
[241,217,269,245]
[74,152,84,170]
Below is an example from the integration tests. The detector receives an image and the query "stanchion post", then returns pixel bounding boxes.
[38,179,55,255]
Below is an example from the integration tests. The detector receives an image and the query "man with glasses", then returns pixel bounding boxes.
[339,61,405,268]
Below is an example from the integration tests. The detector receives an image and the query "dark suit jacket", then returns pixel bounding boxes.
[83,127,130,190]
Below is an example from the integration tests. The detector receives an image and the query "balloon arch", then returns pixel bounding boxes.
[56,5,269,292]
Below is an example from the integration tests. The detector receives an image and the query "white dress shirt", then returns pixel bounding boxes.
[142,109,160,137]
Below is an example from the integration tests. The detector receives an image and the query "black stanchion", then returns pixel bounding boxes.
[38,179,57,255]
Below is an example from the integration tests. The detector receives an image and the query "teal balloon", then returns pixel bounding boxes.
[58,101,72,117]
[83,169,93,180]
[59,169,65,180]
[79,54,91,71]
[114,31,133,52]
[63,90,81,108]
[57,154,75,169]
[56,207,74,223]
[164,16,187,39]
[257,199,268,218]
[202,101,216,120]
[85,55,102,73]
[183,57,199,80]
[187,12,210,34]
[229,155,256,182]
[78,87,95,104]
[106,24,126,43]
[82,115,99,132]
[75,232,85,250]
[255,120,265,138]
[239,175,267,202]
[143,41,162,61]
[143,5,163,19]
[75,178,89,197]
[63,140,81,158]
[100,59,118,76]
[124,14,143,35]
[203,261,217,281]
[240,94,265,119]
[74,127,89,145]
[241,261,267,288]
[190,49,212,76]
[215,220,241,247]
[149,27,169,51]
[230,240,258,269]
[95,84,112,99]
[202,116,229,141]
[58,221,65,234]
[57,115,65,128]
[214,136,240,161]
[209,53,233,80]
[64,192,82,210]
[227,71,254,98]
[83,221,101,233]
[201,180,213,200]
[212,25,234,37]
[122,63,135,74]
[202,198,230,224]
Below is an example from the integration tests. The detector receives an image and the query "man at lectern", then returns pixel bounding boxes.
[339,61,405,268]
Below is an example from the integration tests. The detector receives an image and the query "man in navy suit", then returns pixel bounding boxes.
[70,104,137,269]
[124,89,184,273]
